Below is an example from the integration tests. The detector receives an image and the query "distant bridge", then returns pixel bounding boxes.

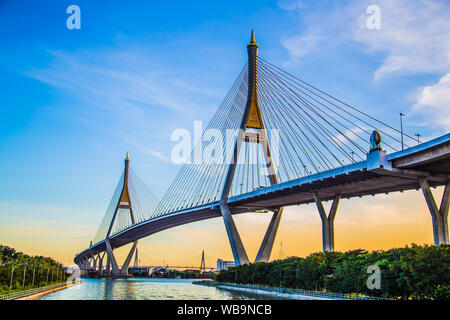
[139,266,215,271]
[75,31,449,277]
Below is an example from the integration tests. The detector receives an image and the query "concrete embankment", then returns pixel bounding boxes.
[13,281,82,300]
[193,281,331,300]
[217,284,330,300]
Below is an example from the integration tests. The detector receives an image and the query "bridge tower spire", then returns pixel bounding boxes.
[104,152,139,277]
[200,250,206,274]
[106,152,135,238]
[219,30,284,265]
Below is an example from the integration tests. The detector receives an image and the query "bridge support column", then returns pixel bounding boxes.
[82,258,88,269]
[106,254,111,277]
[255,208,283,262]
[79,258,86,270]
[313,193,340,252]
[90,254,97,271]
[219,202,249,266]
[119,241,138,276]
[420,180,449,245]
[105,239,119,276]
[97,252,105,276]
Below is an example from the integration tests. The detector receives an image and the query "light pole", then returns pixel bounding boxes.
[38,266,42,286]
[295,268,298,290]
[22,264,27,288]
[279,269,282,289]
[9,264,14,292]
[400,113,405,151]
[273,269,282,290]
[32,265,36,287]
[415,133,421,145]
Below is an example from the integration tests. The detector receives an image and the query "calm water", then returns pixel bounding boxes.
[40,278,271,300]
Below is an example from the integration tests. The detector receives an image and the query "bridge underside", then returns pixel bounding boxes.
[75,135,449,268]
[230,171,443,212]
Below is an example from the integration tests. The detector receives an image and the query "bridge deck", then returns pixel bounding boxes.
[75,134,449,264]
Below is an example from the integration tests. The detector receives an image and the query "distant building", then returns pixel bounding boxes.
[217,259,235,271]
[128,267,149,277]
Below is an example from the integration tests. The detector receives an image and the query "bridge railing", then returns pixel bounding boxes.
[202,282,394,300]
[0,281,81,300]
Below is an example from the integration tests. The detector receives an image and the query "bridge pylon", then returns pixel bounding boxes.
[103,152,139,277]
[200,250,206,273]
[420,180,449,245]
[106,152,135,237]
[219,30,284,265]
[313,193,340,252]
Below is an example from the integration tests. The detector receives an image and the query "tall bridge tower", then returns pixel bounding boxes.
[220,30,283,265]
[104,152,139,277]
[200,250,206,273]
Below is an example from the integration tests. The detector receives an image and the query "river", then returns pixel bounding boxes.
[39,278,272,300]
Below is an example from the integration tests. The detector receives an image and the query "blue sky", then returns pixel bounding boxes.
[0,0,449,265]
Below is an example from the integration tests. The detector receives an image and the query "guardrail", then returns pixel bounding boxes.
[0,281,81,300]
[194,281,394,300]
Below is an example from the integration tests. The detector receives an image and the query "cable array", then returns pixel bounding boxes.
[94,55,418,241]
[93,166,160,239]
[152,64,249,215]
[93,172,124,243]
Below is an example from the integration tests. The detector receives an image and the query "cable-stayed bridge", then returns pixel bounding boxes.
[75,31,450,277]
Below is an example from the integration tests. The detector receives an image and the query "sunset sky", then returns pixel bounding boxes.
[0,0,449,267]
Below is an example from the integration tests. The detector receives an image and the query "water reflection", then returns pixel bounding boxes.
[40,278,273,300]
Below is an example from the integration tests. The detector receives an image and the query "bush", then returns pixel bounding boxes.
[0,244,69,292]
[216,244,450,300]
[433,285,450,300]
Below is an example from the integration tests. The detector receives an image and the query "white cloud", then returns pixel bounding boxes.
[27,49,206,115]
[277,0,305,11]
[353,0,450,80]
[145,149,170,162]
[281,32,322,60]
[280,0,450,80]
[25,48,222,167]
[412,73,450,131]
[277,0,450,133]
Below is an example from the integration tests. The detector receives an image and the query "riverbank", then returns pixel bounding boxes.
[193,281,391,300]
[1,281,82,300]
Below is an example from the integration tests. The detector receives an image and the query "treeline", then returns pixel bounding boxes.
[216,244,450,300]
[0,245,69,294]
[150,269,215,279]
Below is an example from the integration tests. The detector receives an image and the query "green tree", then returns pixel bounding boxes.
[214,244,450,300]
